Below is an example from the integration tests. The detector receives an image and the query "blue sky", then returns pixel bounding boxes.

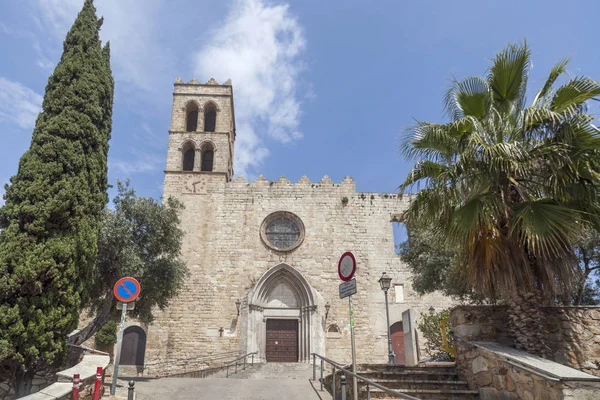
[1,0,599,241]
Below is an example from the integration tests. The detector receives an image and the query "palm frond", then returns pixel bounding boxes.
[402,122,458,162]
[510,200,584,259]
[444,77,491,120]
[531,57,570,107]
[488,41,531,115]
[551,77,600,116]
[400,161,449,189]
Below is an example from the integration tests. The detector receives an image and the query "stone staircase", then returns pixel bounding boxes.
[219,362,313,379]
[353,363,479,400]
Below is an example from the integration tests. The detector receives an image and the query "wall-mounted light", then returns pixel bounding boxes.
[235,299,241,316]
[325,302,331,320]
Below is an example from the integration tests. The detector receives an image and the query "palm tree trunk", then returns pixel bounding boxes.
[507,290,548,357]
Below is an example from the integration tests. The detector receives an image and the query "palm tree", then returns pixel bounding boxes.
[400,42,600,355]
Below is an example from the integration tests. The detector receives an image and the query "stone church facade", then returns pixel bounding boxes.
[140,78,453,376]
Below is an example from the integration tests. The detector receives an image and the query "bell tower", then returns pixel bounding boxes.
[164,77,236,182]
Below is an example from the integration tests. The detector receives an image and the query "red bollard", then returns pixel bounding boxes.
[92,367,103,400]
[72,373,80,400]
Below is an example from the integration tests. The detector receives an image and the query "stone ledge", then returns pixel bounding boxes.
[17,354,110,400]
[472,342,600,382]
[17,383,71,400]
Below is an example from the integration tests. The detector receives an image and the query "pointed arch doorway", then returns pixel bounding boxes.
[246,264,320,363]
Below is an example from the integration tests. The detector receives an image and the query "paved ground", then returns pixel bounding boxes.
[134,377,328,400]
[105,363,332,400]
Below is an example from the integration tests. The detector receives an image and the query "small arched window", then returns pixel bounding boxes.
[201,147,214,172]
[204,103,217,132]
[182,143,195,171]
[186,102,198,132]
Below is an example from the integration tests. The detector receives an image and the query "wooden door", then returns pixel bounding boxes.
[391,322,405,365]
[265,319,298,362]
[120,326,146,365]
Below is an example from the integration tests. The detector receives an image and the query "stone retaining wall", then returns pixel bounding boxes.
[450,305,600,377]
[0,371,56,400]
[455,343,600,400]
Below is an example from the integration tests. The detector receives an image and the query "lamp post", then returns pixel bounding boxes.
[235,299,241,316]
[379,272,394,365]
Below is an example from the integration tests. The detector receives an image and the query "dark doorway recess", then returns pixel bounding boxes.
[120,326,147,366]
[266,319,298,362]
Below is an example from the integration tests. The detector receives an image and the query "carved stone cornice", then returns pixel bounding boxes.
[249,304,264,312]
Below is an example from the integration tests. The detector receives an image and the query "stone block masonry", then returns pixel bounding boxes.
[451,305,600,377]
[141,78,457,376]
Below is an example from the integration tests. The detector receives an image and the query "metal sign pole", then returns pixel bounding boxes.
[348,295,358,400]
[110,302,127,395]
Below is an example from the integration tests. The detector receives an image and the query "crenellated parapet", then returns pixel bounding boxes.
[227,174,357,190]
[175,77,233,86]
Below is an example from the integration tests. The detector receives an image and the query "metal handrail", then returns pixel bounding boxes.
[225,352,258,378]
[311,353,421,400]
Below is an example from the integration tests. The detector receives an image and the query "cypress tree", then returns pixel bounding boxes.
[0,0,113,395]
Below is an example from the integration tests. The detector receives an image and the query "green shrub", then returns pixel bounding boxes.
[418,309,454,361]
[95,321,117,348]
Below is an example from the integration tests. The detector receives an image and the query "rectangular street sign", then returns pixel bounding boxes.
[117,301,135,310]
[339,279,357,299]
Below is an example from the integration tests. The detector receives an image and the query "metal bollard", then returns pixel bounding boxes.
[251,353,254,364]
[244,356,246,370]
[128,381,135,400]
[312,354,316,381]
[72,373,80,400]
[366,383,371,400]
[340,374,347,400]
[92,367,103,400]
[235,360,238,374]
[320,359,323,391]
[331,366,335,400]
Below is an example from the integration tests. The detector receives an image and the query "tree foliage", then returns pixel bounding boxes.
[400,41,600,300]
[572,231,600,305]
[400,42,600,354]
[417,309,454,361]
[94,321,117,349]
[398,224,490,303]
[0,1,113,394]
[71,181,188,346]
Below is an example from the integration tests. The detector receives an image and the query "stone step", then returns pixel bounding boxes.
[358,363,458,374]
[363,387,479,400]
[358,379,470,391]
[358,371,462,381]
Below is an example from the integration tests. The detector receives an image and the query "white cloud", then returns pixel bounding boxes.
[34,0,172,93]
[194,0,307,178]
[0,78,43,129]
[111,149,163,176]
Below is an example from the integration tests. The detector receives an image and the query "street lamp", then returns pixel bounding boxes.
[325,302,331,320]
[379,272,395,365]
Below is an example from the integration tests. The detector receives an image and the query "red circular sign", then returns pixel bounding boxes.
[113,277,141,303]
[338,252,356,281]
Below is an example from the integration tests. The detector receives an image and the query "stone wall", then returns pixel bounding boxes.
[0,371,56,400]
[146,171,456,375]
[541,306,600,376]
[138,79,458,377]
[455,343,600,400]
[450,305,600,377]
